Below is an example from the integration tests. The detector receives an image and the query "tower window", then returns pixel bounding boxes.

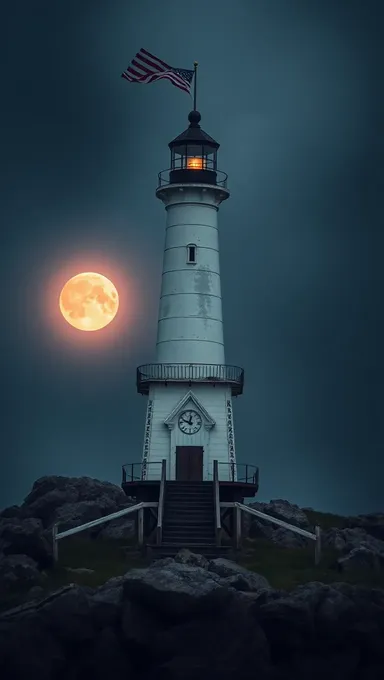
[187,244,196,264]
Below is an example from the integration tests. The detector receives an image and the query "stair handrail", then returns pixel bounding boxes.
[156,458,167,545]
[52,501,158,562]
[213,459,222,546]
[234,502,322,565]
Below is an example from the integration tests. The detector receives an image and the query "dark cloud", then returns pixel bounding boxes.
[1,0,383,514]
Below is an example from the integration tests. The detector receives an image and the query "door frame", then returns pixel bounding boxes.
[175,446,204,481]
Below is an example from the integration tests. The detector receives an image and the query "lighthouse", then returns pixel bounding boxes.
[136,109,243,484]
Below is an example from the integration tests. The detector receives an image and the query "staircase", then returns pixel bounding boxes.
[148,481,233,559]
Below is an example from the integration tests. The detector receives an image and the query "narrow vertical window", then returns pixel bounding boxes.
[187,244,196,264]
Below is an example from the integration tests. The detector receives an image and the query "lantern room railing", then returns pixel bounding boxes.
[136,363,244,396]
[157,168,228,189]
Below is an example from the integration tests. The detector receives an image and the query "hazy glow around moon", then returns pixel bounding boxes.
[59,272,119,331]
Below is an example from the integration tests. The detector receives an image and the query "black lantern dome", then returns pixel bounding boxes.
[168,110,220,185]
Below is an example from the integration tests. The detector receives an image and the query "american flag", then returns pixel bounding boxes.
[121,48,194,95]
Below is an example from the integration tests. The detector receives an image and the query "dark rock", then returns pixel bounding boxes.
[121,598,167,658]
[1,612,66,680]
[249,499,311,529]
[0,506,24,520]
[243,499,313,549]
[24,475,125,508]
[39,584,96,645]
[0,517,52,568]
[97,514,135,539]
[345,513,384,542]
[0,476,134,585]
[0,554,40,595]
[252,579,384,673]
[0,553,383,679]
[247,516,275,539]
[322,527,384,554]
[270,526,310,548]
[27,585,45,601]
[173,547,210,569]
[23,488,79,524]
[53,500,106,533]
[22,475,127,531]
[152,597,270,680]
[208,557,271,591]
[88,577,123,630]
[122,561,231,621]
[338,546,384,572]
[68,626,133,679]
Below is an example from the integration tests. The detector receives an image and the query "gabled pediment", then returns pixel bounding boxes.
[164,390,215,430]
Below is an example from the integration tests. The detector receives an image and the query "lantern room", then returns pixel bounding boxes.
[168,110,220,186]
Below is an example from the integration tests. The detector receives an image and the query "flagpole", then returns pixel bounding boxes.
[193,61,198,110]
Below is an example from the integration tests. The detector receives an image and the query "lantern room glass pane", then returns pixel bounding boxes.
[171,144,217,171]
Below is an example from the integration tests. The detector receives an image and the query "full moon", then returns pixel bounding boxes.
[59,272,119,331]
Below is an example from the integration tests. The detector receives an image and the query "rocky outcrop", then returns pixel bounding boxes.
[21,475,133,531]
[244,499,313,548]
[0,517,53,568]
[0,555,41,596]
[0,549,383,680]
[322,527,384,553]
[345,513,384,541]
[0,476,136,594]
[1,479,383,599]
[243,500,384,569]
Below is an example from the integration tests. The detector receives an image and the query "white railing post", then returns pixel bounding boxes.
[157,459,167,545]
[137,506,144,546]
[234,504,242,549]
[213,459,221,547]
[52,523,58,562]
[314,525,322,565]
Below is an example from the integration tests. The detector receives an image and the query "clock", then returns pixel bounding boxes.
[178,409,202,435]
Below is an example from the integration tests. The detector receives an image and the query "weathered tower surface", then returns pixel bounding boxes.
[137,110,243,482]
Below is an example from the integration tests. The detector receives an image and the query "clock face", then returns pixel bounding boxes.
[178,409,202,435]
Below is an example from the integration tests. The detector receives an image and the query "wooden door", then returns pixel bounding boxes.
[176,446,204,481]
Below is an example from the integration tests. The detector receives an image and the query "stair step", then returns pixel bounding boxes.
[166,508,213,516]
[165,509,213,516]
[147,543,235,559]
[165,516,212,520]
[166,496,213,502]
[163,528,215,538]
[163,519,213,527]
[166,498,213,502]
[165,499,213,506]
[161,536,216,545]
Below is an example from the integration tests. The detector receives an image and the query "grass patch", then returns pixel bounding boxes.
[45,536,150,590]
[0,537,149,613]
[238,538,384,591]
[1,527,383,613]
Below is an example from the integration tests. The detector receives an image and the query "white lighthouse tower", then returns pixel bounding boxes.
[137,110,243,483]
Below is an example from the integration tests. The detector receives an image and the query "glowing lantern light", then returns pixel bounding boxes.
[187,157,205,170]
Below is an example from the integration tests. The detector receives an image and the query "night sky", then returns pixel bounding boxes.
[2,0,383,515]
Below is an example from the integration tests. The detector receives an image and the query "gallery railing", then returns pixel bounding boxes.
[122,461,259,486]
[208,462,259,485]
[122,461,164,484]
[157,167,228,188]
[136,363,244,396]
